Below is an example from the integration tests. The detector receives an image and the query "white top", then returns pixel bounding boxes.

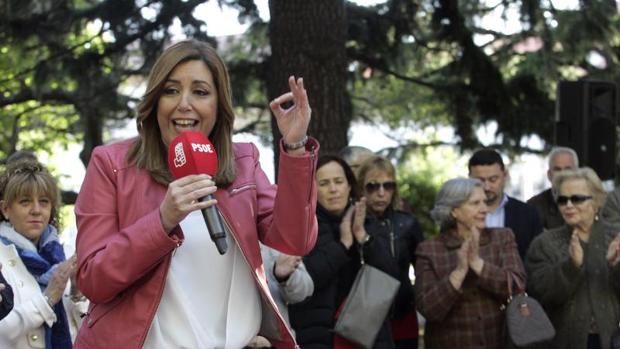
[143,210,261,349]
[0,243,56,349]
[486,193,509,228]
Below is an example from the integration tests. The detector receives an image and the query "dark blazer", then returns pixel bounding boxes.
[527,188,565,230]
[0,269,13,320]
[505,196,543,259]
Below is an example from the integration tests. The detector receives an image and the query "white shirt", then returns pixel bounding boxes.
[486,193,509,228]
[143,210,261,349]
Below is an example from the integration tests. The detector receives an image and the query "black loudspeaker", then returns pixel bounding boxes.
[555,80,617,180]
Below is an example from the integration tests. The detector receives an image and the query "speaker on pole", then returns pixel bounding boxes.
[555,80,617,180]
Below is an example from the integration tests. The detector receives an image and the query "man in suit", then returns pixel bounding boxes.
[468,149,543,259]
[527,147,578,230]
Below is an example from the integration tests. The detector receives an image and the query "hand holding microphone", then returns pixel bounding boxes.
[161,131,228,254]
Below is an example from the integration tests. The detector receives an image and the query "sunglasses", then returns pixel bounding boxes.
[556,194,593,206]
[365,181,396,193]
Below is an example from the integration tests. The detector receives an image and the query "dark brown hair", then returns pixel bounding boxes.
[317,154,359,201]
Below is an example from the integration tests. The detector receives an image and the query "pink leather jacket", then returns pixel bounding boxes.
[74,138,318,349]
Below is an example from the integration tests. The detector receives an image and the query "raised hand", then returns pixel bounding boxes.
[569,230,584,268]
[159,174,217,232]
[457,238,471,273]
[468,226,484,275]
[274,254,302,281]
[339,205,355,249]
[449,238,470,290]
[351,198,369,244]
[44,259,74,306]
[606,233,620,267]
[269,76,311,151]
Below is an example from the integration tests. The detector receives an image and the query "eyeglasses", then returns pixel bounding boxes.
[556,194,593,206]
[365,181,396,193]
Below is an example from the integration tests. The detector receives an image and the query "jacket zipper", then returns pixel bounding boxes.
[139,253,174,348]
[218,211,297,346]
[230,184,257,195]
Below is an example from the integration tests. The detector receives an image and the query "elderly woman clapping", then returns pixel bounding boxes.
[415,178,525,349]
[526,167,620,349]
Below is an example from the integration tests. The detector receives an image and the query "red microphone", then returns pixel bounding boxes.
[167,131,228,255]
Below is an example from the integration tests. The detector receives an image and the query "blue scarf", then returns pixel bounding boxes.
[0,222,73,349]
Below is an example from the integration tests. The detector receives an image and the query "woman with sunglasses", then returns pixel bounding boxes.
[289,155,396,348]
[356,156,424,348]
[526,167,620,349]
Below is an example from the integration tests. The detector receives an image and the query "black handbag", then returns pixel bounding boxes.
[505,273,555,347]
[333,262,400,349]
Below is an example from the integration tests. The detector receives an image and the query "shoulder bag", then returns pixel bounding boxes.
[333,245,400,349]
[505,272,555,347]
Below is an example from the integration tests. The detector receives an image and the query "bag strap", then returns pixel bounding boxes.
[506,271,525,301]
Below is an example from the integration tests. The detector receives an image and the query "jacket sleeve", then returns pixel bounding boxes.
[0,291,56,342]
[524,233,584,307]
[476,230,526,300]
[74,145,182,303]
[280,261,314,304]
[256,139,319,256]
[414,243,462,322]
[303,237,352,291]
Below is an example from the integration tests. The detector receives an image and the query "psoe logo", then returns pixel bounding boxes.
[174,142,187,168]
[191,143,213,153]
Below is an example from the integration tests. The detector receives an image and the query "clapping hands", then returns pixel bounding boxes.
[455,226,485,275]
[339,198,370,249]
[569,230,584,268]
[450,226,485,290]
[606,233,620,267]
[44,255,77,307]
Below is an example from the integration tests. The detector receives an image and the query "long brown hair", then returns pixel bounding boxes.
[127,40,236,186]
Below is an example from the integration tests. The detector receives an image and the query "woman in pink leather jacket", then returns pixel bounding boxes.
[74,40,318,349]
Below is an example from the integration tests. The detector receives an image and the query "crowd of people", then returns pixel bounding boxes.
[1,38,620,349]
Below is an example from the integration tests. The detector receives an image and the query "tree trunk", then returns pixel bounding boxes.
[267,0,350,179]
[78,106,103,167]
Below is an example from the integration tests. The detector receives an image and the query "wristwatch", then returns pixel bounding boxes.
[360,234,372,245]
[283,135,308,151]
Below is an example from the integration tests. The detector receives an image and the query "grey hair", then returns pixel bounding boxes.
[338,146,374,165]
[431,178,483,231]
[548,147,579,168]
[552,167,606,210]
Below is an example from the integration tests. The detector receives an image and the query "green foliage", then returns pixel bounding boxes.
[393,130,466,237]
[1,0,619,182]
